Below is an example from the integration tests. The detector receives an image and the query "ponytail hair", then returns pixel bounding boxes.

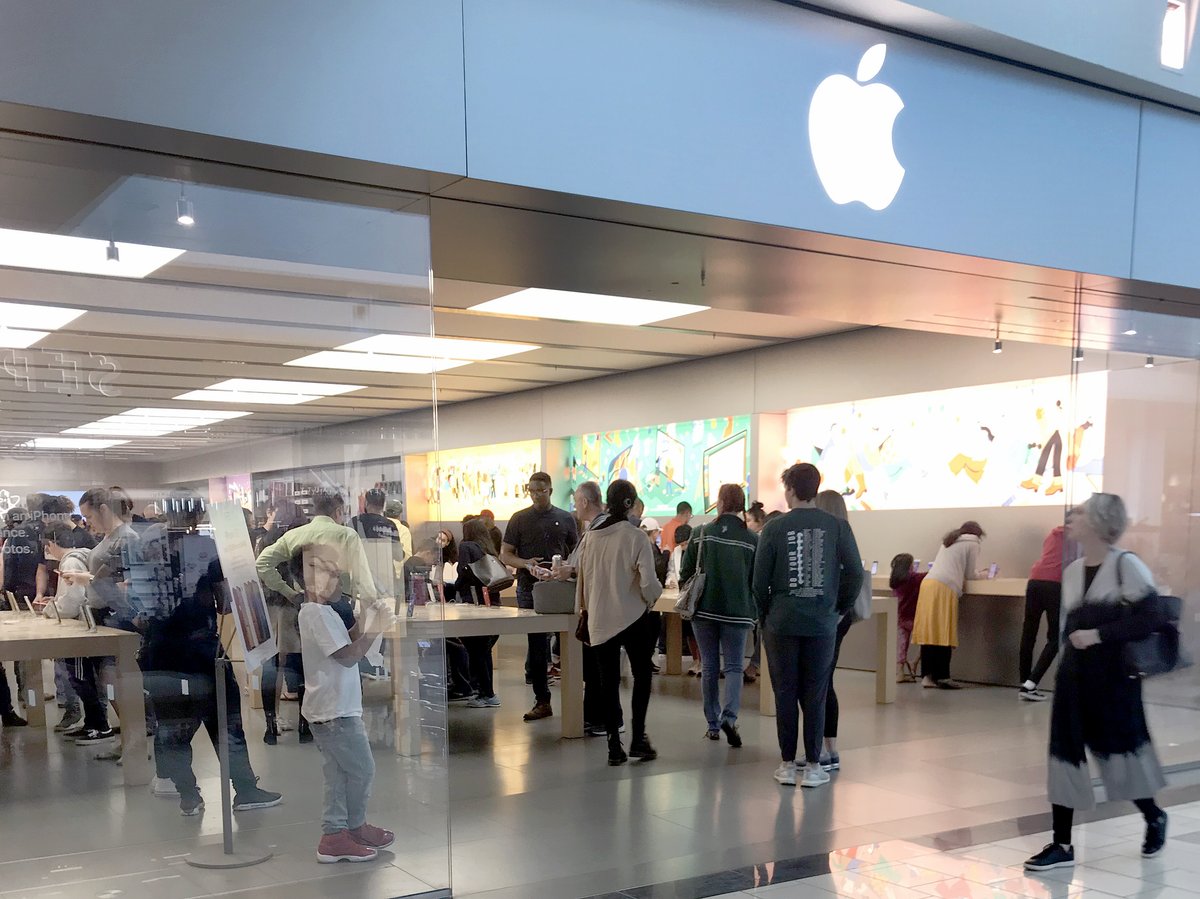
[596,479,638,530]
[943,520,985,548]
[889,553,914,590]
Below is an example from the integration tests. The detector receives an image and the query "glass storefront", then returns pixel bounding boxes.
[0,138,451,897]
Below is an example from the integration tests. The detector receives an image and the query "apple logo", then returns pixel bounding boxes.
[809,43,905,211]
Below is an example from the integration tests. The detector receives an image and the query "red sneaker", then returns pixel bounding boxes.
[317,830,379,863]
[349,823,395,850]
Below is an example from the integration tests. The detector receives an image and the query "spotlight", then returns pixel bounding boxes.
[1123,329,1137,336]
[993,339,1003,354]
[176,195,195,227]
[106,239,119,263]
[1146,355,1155,368]
[1073,346,1084,362]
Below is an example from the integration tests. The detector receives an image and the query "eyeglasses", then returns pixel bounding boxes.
[526,485,551,496]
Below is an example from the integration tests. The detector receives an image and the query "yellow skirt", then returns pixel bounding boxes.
[911,577,959,648]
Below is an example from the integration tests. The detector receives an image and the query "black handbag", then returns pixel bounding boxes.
[1115,553,1191,679]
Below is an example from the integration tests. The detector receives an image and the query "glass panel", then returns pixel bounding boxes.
[0,144,449,897]
[1070,299,1200,766]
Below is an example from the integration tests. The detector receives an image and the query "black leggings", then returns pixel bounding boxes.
[261,652,304,718]
[1052,799,1162,845]
[1019,580,1062,686]
[464,635,499,698]
[824,614,854,739]
[921,644,953,682]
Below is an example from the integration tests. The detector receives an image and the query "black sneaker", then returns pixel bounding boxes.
[1143,811,1168,858]
[1024,843,1075,871]
[75,728,116,744]
[721,721,743,748]
[233,784,283,811]
[1019,686,1048,702]
[1,711,28,728]
[180,794,205,816]
[629,735,658,761]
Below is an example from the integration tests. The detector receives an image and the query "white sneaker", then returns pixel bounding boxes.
[465,695,501,708]
[773,761,798,786]
[151,777,180,798]
[801,765,831,788]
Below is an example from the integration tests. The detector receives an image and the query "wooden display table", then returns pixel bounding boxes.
[0,612,150,786]
[387,604,582,755]
[653,590,898,713]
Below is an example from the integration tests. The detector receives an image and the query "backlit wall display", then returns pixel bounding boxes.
[783,373,1106,510]
[423,439,541,521]
[565,416,751,515]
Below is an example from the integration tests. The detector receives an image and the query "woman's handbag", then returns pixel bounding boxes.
[673,529,705,621]
[468,554,515,591]
[575,608,590,645]
[533,579,576,614]
[850,569,873,623]
[1115,552,1192,679]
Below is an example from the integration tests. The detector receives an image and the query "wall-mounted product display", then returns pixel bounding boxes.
[207,473,253,511]
[783,373,1107,510]
[562,416,751,515]
[419,439,541,521]
[251,459,405,520]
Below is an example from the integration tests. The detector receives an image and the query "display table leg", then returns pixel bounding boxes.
[116,646,151,786]
[664,613,683,675]
[19,659,47,727]
[875,598,897,705]
[559,627,583,739]
[759,638,775,717]
[391,635,422,757]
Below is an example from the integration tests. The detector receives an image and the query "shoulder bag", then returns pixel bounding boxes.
[573,532,591,644]
[673,528,705,621]
[1115,552,1191,679]
[468,553,515,591]
[850,568,873,623]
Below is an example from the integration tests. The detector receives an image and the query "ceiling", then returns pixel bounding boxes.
[1,162,1199,465]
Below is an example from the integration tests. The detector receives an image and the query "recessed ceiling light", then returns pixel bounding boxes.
[20,437,130,450]
[1123,328,1138,336]
[285,351,470,374]
[0,300,86,349]
[63,407,250,437]
[337,334,539,361]
[470,288,709,327]
[0,227,183,278]
[176,378,364,406]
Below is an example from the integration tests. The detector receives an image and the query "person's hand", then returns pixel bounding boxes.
[1069,629,1101,650]
[524,559,548,580]
[32,598,49,612]
[551,565,576,582]
[60,570,94,585]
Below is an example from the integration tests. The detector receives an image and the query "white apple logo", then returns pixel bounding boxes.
[809,43,905,211]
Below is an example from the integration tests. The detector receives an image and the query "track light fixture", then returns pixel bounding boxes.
[176,184,195,226]
[106,239,119,263]
[1073,346,1084,362]
[1145,355,1155,368]
[992,321,1002,354]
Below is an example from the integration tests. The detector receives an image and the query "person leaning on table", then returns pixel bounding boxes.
[1024,494,1169,872]
[753,463,863,790]
[912,520,985,689]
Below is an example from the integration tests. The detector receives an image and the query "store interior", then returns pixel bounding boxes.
[2,140,1200,899]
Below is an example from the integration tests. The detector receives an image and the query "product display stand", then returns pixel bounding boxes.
[186,655,273,869]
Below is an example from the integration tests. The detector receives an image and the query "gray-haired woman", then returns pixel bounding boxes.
[1025,494,1168,872]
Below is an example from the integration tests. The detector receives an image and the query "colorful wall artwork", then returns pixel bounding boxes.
[423,439,541,521]
[783,373,1107,510]
[563,416,751,516]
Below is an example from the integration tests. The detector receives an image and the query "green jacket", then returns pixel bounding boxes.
[679,514,757,627]
[752,506,863,637]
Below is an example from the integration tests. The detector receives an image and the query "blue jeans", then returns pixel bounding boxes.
[692,619,752,730]
[311,716,375,835]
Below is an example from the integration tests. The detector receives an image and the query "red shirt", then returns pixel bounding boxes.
[1028,526,1066,583]
[893,572,924,627]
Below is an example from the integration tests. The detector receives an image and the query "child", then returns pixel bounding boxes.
[889,553,924,683]
[298,542,394,863]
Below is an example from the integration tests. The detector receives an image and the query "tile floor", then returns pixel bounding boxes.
[3,637,1200,899]
[689,799,1200,899]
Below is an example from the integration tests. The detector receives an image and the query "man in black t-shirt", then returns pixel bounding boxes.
[500,472,578,721]
[350,489,405,598]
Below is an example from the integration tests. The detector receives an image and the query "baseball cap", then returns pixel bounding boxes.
[640,517,661,532]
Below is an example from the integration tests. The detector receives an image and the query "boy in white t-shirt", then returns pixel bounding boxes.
[298,542,394,863]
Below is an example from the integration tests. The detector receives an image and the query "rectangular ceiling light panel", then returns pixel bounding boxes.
[337,334,540,361]
[176,378,365,405]
[285,351,470,374]
[20,437,130,450]
[0,300,86,348]
[469,288,709,326]
[0,227,184,278]
[64,407,250,437]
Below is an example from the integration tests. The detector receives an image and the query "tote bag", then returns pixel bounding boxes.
[468,554,515,591]
[673,529,705,621]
